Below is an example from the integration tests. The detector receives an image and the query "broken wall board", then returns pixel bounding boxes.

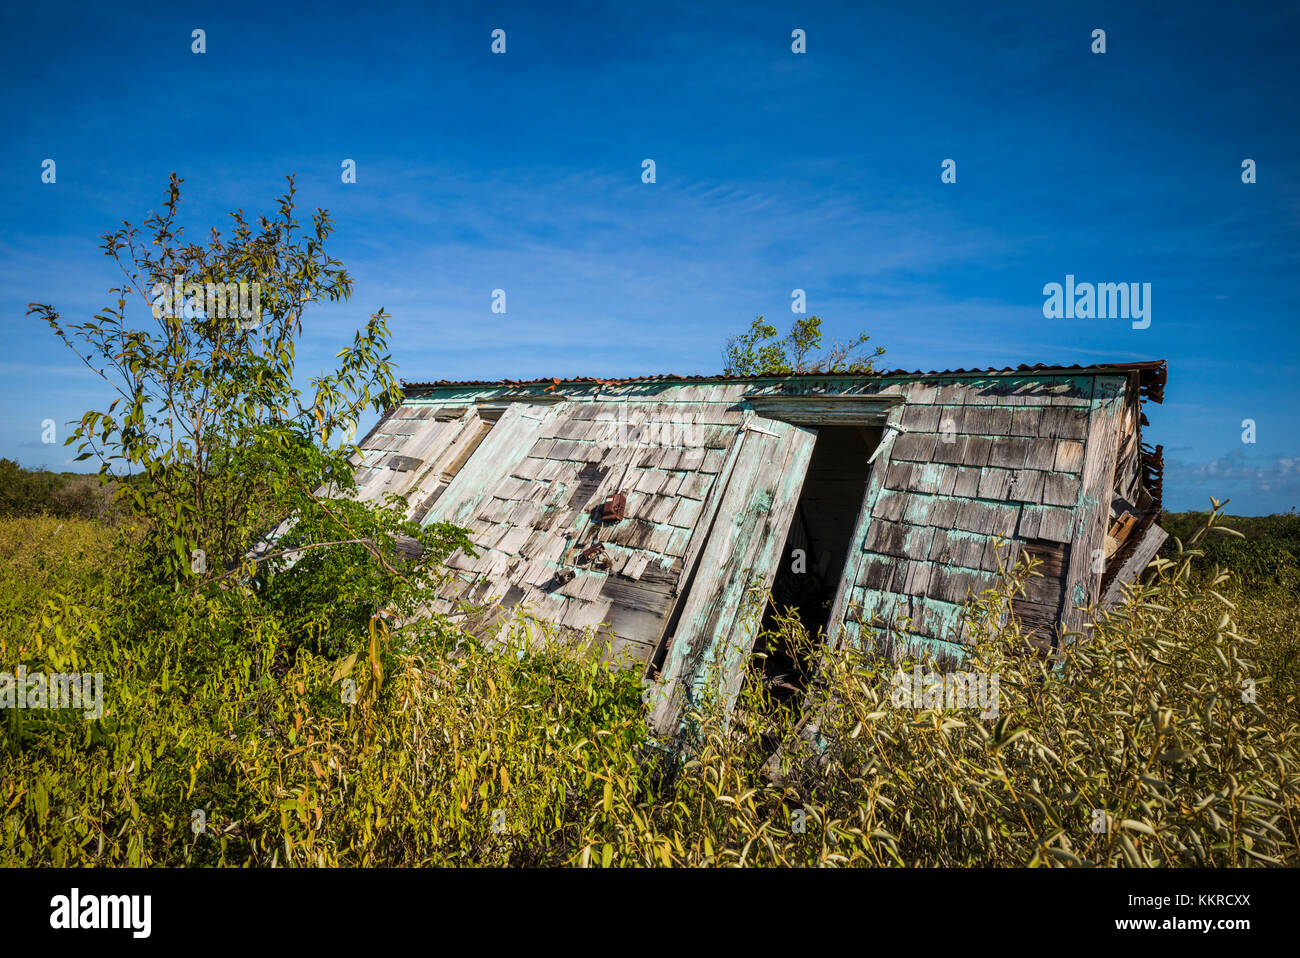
[1010,540,1071,650]
[1101,520,1168,607]
[1061,377,1126,634]
[648,418,816,738]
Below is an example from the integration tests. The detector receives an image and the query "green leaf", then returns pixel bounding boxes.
[331,653,358,685]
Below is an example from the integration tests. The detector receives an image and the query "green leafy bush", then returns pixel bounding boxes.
[0,460,123,522]
[1162,509,1300,588]
[723,315,885,376]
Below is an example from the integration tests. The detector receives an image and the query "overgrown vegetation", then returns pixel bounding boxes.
[26,172,446,590]
[0,460,124,522]
[1161,509,1300,588]
[723,315,886,376]
[1,503,1296,866]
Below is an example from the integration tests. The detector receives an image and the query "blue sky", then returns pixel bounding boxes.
[2,0,1297,513]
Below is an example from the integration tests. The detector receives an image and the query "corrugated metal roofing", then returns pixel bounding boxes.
[401,359,1167,402]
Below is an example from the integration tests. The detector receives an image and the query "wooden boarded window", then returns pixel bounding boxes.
[1011,540,1070,650]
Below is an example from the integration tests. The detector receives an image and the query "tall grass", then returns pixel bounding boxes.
[1,507,1296,866]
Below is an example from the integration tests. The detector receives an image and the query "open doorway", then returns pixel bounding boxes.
[753,424,880,703]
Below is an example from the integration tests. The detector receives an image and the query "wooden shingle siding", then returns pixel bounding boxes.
[1011,540,1071,650]
[822,375,1105,660]
[891,432,939,462]
[987,436,1031,469]
[416,398,764,667]
[1042,472,1082,506]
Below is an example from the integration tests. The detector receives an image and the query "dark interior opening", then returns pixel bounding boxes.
[753,424,878,704]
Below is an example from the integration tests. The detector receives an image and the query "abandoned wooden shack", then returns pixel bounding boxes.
[351,361,1167,738]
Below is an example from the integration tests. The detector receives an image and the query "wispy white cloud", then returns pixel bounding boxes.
[1165,450,1300,514]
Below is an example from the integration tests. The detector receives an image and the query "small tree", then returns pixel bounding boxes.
[723,315,885,376]
[28,174,468,616]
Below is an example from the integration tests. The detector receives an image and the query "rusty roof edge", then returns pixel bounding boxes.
[400,359,1167,402]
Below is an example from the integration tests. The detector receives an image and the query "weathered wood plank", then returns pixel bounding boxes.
[1053,439,1086,473]
[422,403,561,528]
[1012,541,1071,650]
[1061,379,1124,633]
[648,419,816,738]
[744,394,900,425]
[1101,521,1168,606]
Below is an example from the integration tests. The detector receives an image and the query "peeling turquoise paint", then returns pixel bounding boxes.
[915,463,946,486]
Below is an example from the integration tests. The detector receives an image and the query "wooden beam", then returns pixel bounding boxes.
[744,394,902,426]
[1101,521,1168,607]
[1061,377,1124,636]
[474,395,568,421]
